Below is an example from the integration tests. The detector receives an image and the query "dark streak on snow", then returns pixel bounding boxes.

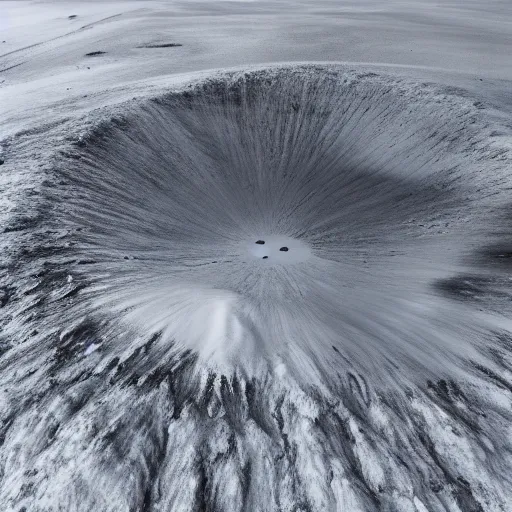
[137,43,183,49]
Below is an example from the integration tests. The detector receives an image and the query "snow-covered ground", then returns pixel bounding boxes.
[1,2,512,511]
[2,0,512,133]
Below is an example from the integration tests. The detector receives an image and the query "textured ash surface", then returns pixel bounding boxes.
[1,2,512,512]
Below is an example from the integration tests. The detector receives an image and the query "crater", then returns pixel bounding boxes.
[45,65,510,378]
[3,64,512,511]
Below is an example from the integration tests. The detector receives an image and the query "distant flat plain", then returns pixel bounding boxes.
[1,0,511,134]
